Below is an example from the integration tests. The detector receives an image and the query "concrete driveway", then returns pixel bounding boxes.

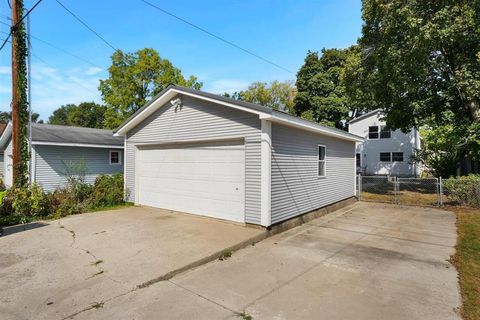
[72,202,460,320]
[0,206,263,320]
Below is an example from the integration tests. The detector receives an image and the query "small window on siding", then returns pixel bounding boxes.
[380,152,391,162]
[380,126,391,139]
[392,152,404,162]
[110,150,121,165]
[318,145,326,177]
[356,153,361,167]
[368,126,379,139]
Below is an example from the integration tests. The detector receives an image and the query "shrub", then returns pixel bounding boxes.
[88,173,124,209]
[444,175,480,207]
[54,177,94,217]
[0,184,51,225]
[0,178,5,192]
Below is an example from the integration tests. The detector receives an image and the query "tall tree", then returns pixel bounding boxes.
[48,102,107,128]
[99,48,202,129]
[294,48,363,129]
[226,80,296,112]
[359,0,480,134]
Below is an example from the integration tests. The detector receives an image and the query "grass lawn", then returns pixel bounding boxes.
[361,191,440,206]
[450,207,480,320]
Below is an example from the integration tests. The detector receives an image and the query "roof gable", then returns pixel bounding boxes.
[115,85,363,143]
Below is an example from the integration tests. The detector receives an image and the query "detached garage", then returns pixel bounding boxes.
[114,85,362,228]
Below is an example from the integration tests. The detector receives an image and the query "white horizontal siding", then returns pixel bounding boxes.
[34,145,124,192]
[271,123,355,224]
[125,95,262,224]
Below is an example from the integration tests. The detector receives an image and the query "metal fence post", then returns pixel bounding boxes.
[438,177,443,206]
[395,176,399,204]
[358,174,362,200]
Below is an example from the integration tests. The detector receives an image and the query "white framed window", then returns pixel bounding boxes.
[392,152,404,162]
[380,125,391,139]
[356,153,361,167]
[380,152,391,162]
[318,144,326,177]
[109,150,121,165]
[368,126,379,139]
[369,125,391,139]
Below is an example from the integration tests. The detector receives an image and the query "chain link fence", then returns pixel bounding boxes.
[357,175,480,208]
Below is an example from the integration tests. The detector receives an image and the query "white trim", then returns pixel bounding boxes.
[317,144,327,178]
[0,122,12,149]
[31,141,124,149]
[131,135,246,148]
[134,146,140,205]
[262,113,363,143]
[109,150,122,165]
[260,120,272,227]
[30,145,36,185]
[123,135,127,201]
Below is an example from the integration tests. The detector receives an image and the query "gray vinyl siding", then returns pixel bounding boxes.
[33,145,124,192]
[125,94,262,224]
[271,123,356,224]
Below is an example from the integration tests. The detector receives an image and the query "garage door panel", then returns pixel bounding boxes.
[137,142,245,222]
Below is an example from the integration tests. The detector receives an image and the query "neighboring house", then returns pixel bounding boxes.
[0,123,7,178]
[0,123,124,191]
[348,109,421,177]
[114,85,362,227]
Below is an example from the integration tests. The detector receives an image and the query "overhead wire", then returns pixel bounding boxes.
[55,0,117,51]
[141,0,294,74]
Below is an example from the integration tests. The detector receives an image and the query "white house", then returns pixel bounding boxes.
[0,122,124,191]
[348,109,421,177]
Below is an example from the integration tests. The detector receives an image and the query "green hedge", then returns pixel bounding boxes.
[0,173,127,226]
[444,175,480,207]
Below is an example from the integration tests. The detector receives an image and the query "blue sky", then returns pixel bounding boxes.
[0,0,362,121]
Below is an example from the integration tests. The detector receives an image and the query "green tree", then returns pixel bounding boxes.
[294,48,363,129]
[99,48,202,129]
[226,80,296,112]
[0,111,41,123]
[48,102,107,128]
[359,0,479,152]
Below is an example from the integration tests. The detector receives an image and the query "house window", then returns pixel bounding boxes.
[380,126,391,139]
[110,150,121,165]
[368,126,379,139]
[392,152,404,162]
[380,152,391,162]
[356,153,361,167]
[318,145,326,177]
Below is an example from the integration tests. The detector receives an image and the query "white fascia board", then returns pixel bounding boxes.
[114,88,271,136]
[263,114,364,143]
[260,119,272,227]
[0,122,12,149]
[31,141,124,149]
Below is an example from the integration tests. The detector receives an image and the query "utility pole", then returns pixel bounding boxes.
[11,0,21,186]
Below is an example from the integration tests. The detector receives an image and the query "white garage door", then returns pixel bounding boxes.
[137,141,245,222]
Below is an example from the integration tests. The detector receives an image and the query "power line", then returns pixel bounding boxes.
[0,0,44,52]
[55,0,117,51]
[0,22,103,69]
[141,0,294,74]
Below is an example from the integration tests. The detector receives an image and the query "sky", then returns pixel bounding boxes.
[0,0,363,121]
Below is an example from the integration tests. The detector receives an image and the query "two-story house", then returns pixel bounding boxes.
[348,109,421,177]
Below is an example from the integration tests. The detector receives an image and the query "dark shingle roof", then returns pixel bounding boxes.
[32,123,123,146]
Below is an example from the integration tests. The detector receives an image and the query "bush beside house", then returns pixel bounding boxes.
[0,173,128,226]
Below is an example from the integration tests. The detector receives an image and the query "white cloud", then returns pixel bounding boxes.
[205,79,250,94]
[84,67,104,76]
[0,85,10,94]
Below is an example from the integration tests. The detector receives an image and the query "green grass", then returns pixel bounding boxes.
[86,202,134,213]
[450,207,480,320]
